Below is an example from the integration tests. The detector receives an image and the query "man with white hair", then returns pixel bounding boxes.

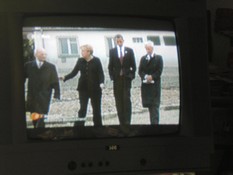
[24,48,60,128]
[138,41,163,124]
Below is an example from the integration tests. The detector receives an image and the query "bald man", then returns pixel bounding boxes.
[24,48,60,128]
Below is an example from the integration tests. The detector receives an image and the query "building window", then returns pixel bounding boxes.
[58,37,78,57]
[132,37,143,43]
[105,37,115,57]
[147,36,161,45]
[106,37,115,50]
[163,36,176,46]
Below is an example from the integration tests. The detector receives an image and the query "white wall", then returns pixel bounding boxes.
[30,29,178,69]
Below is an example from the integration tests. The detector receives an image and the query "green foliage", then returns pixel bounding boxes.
[23,38,35,63]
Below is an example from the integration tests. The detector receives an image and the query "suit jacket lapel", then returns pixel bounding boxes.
[121,47,127,64]
[32,60,38,69]
[114,47,121,65]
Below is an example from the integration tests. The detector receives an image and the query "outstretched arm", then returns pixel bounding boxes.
[63,59,80,82]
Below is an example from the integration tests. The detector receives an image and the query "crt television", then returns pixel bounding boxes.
[0,0,213,174]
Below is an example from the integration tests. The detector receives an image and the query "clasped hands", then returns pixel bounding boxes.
[143,75,154,84]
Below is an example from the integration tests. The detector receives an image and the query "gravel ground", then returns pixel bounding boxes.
[26,67,180,127]
[26,86,180,128]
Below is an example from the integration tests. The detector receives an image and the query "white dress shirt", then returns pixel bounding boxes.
[117,45,125,58]
[36,59,43,68]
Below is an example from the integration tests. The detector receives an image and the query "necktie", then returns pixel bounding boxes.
[119,47,123,64]
[146,55,150,63]
[119,47,123,75]
[39,62,42,68]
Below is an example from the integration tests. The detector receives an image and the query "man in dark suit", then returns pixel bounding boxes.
[108,34,136,125]
[138,41,163,124]
[24,48,60,128]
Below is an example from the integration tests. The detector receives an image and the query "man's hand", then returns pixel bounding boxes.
[52,98,60,103]
[100,83,105,90]
[146,75,153,83]
[59,77,64,81]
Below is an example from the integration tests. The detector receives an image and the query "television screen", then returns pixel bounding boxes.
[0,0,213,174]
[22,17,180,140]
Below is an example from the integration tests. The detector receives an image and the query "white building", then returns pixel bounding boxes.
[23,27,179,71]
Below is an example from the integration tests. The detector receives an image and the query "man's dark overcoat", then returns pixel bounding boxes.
[138,54,163,107]
[24,60,60,114]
